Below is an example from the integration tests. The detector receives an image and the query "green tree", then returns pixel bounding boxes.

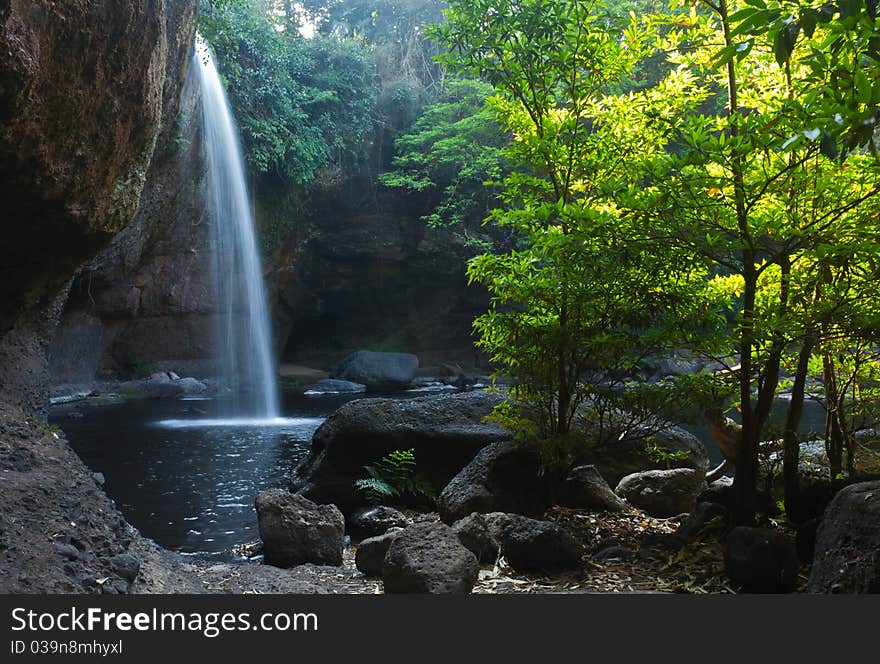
[637,0,880,521]
[198,0,375,185]
[431,0,715,437]
[301,0,448,88]
[379,78,510,251]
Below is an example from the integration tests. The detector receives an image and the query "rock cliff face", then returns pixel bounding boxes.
[0,0,198,410]
[274,175,489,370]
[50,168,488,391]
[50,75,216,392]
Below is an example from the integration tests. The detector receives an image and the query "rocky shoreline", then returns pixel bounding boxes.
[4,385,880,594]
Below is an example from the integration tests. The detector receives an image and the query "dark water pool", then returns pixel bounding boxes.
[50,391,362,558]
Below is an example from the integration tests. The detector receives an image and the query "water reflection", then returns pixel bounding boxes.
[51,393,357,558]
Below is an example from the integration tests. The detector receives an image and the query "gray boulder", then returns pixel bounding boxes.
[438,442,550,524]
[291,390,512,512]
[697,476,734,505]
[355,528,404,577]
[118,375,208,399]
[255,490,345,567]
[382,522,479,594]
[724,527,798,593]
[452,513,500,564]
[809,480,880,593]
[175,376,208,396]
[484,513,584,572]
[672,501,728,545]
[557,465,629,512]
[306,379,366,395]
[333,351,419,391]
[615,468,706,517]
[348,506,409,542]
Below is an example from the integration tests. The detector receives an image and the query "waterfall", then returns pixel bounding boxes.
[193,35,280,419]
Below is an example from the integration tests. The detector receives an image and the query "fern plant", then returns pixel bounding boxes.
[354,449,437,508]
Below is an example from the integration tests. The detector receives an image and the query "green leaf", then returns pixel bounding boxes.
[773,23,799,65]
[800,9,819,38]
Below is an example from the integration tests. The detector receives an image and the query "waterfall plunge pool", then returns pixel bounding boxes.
[49,391,365,559]
[50,390,830,560]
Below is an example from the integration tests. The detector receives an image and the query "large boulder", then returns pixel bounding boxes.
[615,468,706,517]
[348,506,408,542]
[116,374,209,399]
[672,501,728,546]
[557,465,629,512]
[306,379,366,395]
[255,490,345,568]
[382,522,479,594]
[575,424,709,488]
[438,442,550,524]
[291,390,512,512]
[484,513,584,572]
[333,351,419,391]
[809,480,880,593]
[724,527,798,593]
[355,528,404,577]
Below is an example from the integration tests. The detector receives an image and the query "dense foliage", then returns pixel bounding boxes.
[197,0,455,251]
[198,0,376,186]
[431,0,719,441]
[434,0,880,521]
[379,78,509,251]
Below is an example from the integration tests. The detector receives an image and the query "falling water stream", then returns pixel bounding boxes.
[50,37,331,556]
[193,35,280,421]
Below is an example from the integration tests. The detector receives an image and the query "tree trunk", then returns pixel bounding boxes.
[823,352,845,478]
[733,266,759,524]
[716,0,758,524]
[556,303,571,435]
[783,334,816,518]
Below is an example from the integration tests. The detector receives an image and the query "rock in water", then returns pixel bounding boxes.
[382,522,479,594]
[724,527,798,593]
[437,442,550,524]
[483,513,584,572]
[255,490,345,567]
[809,480,880,593]
[333,351,419,391]
[614,468,706,517]
[306,379,366,395]
[557,465,629,512]
[291,391,511,512]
